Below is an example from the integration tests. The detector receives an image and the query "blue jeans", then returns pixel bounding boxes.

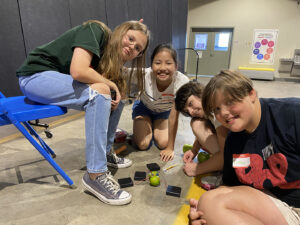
[19,71,124,173]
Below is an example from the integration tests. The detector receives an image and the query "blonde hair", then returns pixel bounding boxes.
[97,20,150,95]
[202,70,254,119]
[83,20,111,41]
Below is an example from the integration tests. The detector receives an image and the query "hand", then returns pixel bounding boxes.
[189,198,206,225]
[160,148,174,162]
[183,162,199,177]
[183,150,196,163]
[110,84,121,111]
[139,18,144,23]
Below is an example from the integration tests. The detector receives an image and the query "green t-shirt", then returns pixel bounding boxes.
[16,22,108,76]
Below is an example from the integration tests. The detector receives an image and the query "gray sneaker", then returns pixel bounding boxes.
[82,172,132,205]
[107,152,132,168]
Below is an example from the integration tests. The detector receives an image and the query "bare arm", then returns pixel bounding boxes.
[165,105,179,150]
[199,125,228,172]
[70,47,119,91]
[183,138,202,163]
[215,125,228,154]
[184,125,228,176]
[191,139,202,155]
[160,105,179,161]
[191,118,219,154]
[70,47,122,107]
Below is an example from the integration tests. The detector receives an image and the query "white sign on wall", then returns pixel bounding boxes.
[250,29,278,64]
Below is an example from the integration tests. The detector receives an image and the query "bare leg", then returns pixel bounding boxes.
[198,186,288,225]
[153,118,168,149]
[133,115,152,150]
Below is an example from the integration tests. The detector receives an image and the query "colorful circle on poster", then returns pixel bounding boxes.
[261,39,268,45]
[264,54,270,60]
[267,48,273,54]
[255,42,261,48]
[253,49,260,55]
[257,54,264,60]
[268,41,274,47]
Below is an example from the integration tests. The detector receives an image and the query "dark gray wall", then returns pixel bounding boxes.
[69,0,107,27]
[0,0,188,97]
[172,0,188,72]
[0,0,26,96]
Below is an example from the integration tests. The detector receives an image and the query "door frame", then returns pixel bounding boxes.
[187,27,234,77]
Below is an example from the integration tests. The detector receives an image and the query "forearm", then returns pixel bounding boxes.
[190,118,219,154]
[73,67,116,89]
[191,139,201,155]
[195,126,227,174]
[195,150,224,174]
[70,47,117,89]
[216,125,228,153]
[166,107,179,150]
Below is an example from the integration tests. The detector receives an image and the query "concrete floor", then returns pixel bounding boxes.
[0,77,300,225]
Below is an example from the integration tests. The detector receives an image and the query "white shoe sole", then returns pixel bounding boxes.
[82,178,132,205]
[107,160,133,169]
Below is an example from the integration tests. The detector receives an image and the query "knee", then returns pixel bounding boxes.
[153,136,168,150]
[198,187,231,212]
[198,190,217,209]
[90,83,110,95]
[135,137,151,150]
[153,125,168,149]
[136,140,151,150]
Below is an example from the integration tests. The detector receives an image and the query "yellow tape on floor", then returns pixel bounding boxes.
[173,176,206,225]
[0,112,84,144]
[238,66,275,72]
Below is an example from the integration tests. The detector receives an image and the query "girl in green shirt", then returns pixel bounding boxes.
[17,20,150,205]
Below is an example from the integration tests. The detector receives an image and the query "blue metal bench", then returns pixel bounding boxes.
[0,91,73,185]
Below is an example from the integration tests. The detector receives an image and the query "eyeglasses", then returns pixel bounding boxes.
[126,34,143,55]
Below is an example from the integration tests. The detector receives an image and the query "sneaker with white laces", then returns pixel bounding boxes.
[107,151,132,168]
[82,171,132,205]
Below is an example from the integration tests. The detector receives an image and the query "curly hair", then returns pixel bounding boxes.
[175,81,205,117]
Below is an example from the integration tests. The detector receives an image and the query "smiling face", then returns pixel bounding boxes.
[121,30,148,62]
[184,95,205,118]
[213,90,260,133]
[152,50,177,89]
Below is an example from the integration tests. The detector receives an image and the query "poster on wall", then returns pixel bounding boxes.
[250,29,278,64]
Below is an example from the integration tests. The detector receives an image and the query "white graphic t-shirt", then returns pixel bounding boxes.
[140,68,189,113]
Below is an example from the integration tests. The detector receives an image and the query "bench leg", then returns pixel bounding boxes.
[24,122,56,157]
[13,121,73,185]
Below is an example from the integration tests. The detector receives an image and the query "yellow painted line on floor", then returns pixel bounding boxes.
[172,176,207,225]
[45,111,85,127]
[238,66,275,71]
[0,112,84,144]
[0,132,23,145]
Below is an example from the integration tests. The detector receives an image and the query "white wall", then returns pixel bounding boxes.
[187,0,300,77]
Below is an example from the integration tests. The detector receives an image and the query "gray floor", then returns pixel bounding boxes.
[0,77,300,225]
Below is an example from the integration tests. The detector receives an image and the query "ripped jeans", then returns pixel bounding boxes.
[19,71,124,173]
